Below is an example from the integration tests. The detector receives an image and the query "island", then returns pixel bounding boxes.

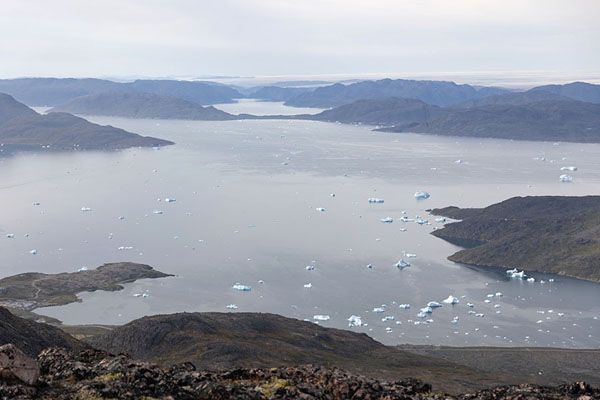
[0,262,172,311]
[0,93,173,152]
[50,92,237,120]
[429,196,600,282]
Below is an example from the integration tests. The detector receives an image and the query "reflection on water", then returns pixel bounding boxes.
[0,108,599,348]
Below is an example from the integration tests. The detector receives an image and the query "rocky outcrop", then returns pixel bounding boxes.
[0,346,597,399]
[0,344,39,385]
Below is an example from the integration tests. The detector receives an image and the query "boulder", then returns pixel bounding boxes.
[0,344,39,385]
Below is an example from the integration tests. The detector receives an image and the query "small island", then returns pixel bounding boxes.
[429,196,600,282]
[0,262,172,311]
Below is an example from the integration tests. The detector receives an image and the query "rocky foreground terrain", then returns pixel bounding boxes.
[0,345,598,400]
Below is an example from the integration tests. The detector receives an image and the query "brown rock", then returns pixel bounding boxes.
[0,344,40,385]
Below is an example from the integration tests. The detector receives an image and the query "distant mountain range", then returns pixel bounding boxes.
[379,100,600,142]
[0,93,173,151]
[50,92,236,120]
[0,78,243,106]
[283,78,510,107]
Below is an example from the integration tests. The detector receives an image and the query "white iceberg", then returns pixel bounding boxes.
[560,166,577,171]
[398,304,410,309]
[347,315,364,327]
[381,316,395,322]
[427,301,442,308]
[366,263,374,269]
[559,174,573,182]
[395,259,411,269]
[6,234,14,239]
[420,306,433,314]
[81,207,92,212]
[232,283,251,291]
[414,190,430,199]
[373,307,385,313]
[153,210,164,215]
[303,283,313,288]
[313,315,330,321]
[443,295,459,304]
[165,198,176,202]
[30,249,37,255]
[226,304,238,309]
[380,217,393,223]
[305,265,315,270]
[315,207,326,212]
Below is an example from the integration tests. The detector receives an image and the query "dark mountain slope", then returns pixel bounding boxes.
[50,92,235,120]
[0,93,38,124]
[454,89,572,108]
[429,196,600,281]
[0,307,88,358]
[531,81,600,104]
[308,97,447,125]
[285,78,508,108]
[380,100,600,142]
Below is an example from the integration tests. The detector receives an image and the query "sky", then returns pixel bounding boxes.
[1,0,599,81]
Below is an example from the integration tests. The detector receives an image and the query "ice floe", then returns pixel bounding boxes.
[232,283,251,291]
[414,190,430,199]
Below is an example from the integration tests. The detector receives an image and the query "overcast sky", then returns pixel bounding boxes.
[1,0,599,80]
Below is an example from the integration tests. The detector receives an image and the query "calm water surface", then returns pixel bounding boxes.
[1,101,599,348]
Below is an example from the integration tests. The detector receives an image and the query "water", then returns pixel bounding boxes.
[1,104,599,348]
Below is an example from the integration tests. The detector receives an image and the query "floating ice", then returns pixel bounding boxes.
[442,295,459,305]
[434,217,446,223]
[420,306,433,314]
[133,293,142,297]
[303,283,313,288]
[165,198,176,202]
[466,303,474,308]
[414,190,430,199]
[560,166,577,171]
[305,265,315,271]
[368,198,385,203]
[30,249,37,255]
[559,174,573,182]
[366,264,374,269]
[373,307,385,313]
[427,301,442,308]
[398,304,410,309]
[81,207,92,212]
[527,277,535,282]
[381,316,395,322]
[33,202,40,206]
[395,259,411,269]
[258,279,264,284]
[380,217,393,223]
[347,315,364,327]
[77,266,88,272]
[153,210,164,215]
[118,216,125,220]
[475,313,485,318]
[313,315,330,321]
[232,283,251,291]
[417,312,427,318]
[6,234,14,239]
[403,251,417,258]
[226,304,238,309]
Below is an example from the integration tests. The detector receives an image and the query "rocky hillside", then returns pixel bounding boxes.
[429,196,600,281]
[531,81,600,104]
[50,92,236,120]
[0,346,597,400]
[381,100,600,142]
[0,94,173,151]
[0,307,88,358]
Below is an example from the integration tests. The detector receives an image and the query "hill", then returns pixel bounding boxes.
[50,92,236,120]
[248,86,313,102]
[308,97,448,125]
[429,196,600,282]
[0,307,88,358]
[454,89,572,108]
[284,78,508,108]
[531,81,600,104]
[0,77,243,106]
[0,93,173,151]
[379,100,600,142]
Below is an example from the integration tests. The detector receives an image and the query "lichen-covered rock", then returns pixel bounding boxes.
[0,344,39,385]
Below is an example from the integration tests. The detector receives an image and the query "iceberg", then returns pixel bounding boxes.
[559,174,573,182]
[29,249,37,255]
[414,190,430,199]
[232,283,251,291]
[347,315,364,327]
[381,316,395,322]
[165,198,176,202]
[380,217,393,223]
[6,234,14,239]
[560,166,577,171]
[366,263,374,269]
[315,207,326,212]
[427,301,442,308]
[313,315,330,321]
[153,210,164,215]
[226,304,238,309]
[395,259,411,269]
[527,277,535,282]
[373,307,385,313]
[398,304,410,309]
[81,207,92,212]
[434,217,446,223]
[303,283,313,288]
[305,265,315,270]
[442,295,459,304]
[420,306,433,314]
[416,312,427,318]
[368,198,385,203]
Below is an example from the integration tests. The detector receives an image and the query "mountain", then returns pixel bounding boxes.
[284,78,509,108]
[86,311,522,393]
[50,92,236,120]
[0,307,88,358]
[0,78,243,106]
[309,97,448,125]
[0,93,173,151]
[531,81,600,104]
[454,89,572,108]
[379,100,600,142]
[429,196,600,282]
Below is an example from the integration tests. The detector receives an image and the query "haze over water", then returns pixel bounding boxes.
[1,100,599,348]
